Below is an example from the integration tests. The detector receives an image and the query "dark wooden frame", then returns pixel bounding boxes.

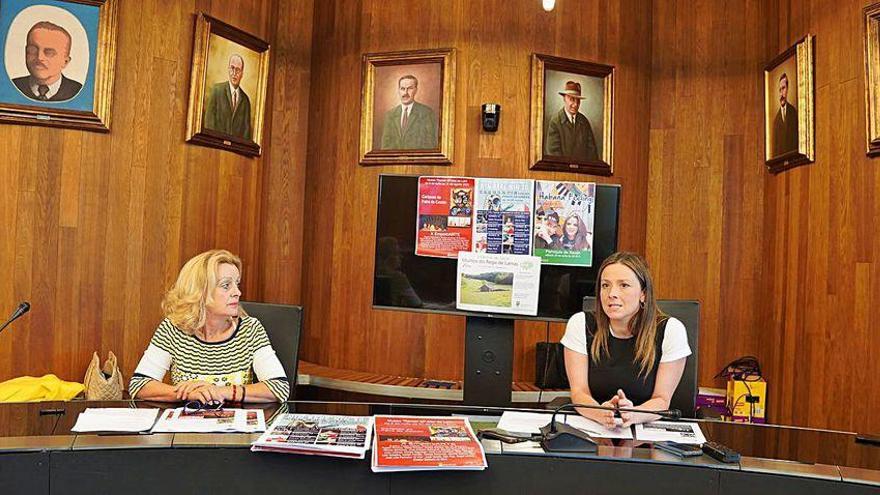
[764,35,815,173]
[529,53,614,176]
[184,13,270,157]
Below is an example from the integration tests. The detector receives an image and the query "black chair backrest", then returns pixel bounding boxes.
[240,301,304,397]
[582,297,700,418]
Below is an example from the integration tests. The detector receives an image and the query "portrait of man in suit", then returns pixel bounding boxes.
[380,74,438,150]
[544,80,598,162]
[11,21,82,102]
[204,53,252,141]
[771,72,798,157]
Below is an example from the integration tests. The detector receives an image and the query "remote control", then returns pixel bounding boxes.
[702,441,741,463]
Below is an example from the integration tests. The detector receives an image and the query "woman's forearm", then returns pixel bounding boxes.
[133,380,180,402]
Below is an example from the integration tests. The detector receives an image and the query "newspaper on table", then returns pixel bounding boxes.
[151,407,266,433]
[71,408,160,433]
[251,413,373,459]
[634,420,707,445]
[456,251,541,316]
[372,415,487,472]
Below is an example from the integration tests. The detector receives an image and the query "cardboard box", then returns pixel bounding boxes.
[725,377,767,423]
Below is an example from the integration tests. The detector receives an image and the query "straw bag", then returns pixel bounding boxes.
[83,351,124,400]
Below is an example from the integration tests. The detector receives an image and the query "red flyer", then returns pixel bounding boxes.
[371,415,487,472]
[415,176,475,258]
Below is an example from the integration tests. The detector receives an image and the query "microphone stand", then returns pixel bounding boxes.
[0,302,31,337]
[540,402,682,453]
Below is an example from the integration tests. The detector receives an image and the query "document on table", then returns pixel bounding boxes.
[152,408,266,433]
[496,411,633,439]
[634,421,706,444]
[71,408,161,433]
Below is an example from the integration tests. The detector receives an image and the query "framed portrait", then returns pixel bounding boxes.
[359,48,455,166]
[865,4,880,156]
[185,13,270,157]
[764,35,815,173]
[529,54,614,176]
[0,0,117,132]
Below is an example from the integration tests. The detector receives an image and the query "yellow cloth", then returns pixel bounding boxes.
[0,374,84,402]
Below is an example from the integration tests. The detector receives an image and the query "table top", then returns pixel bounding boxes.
[0,399,877,486]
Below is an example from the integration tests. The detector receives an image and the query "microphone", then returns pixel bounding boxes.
[540,402,682,453]
[0,302,31,336]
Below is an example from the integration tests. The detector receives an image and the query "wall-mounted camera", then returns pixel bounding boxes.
[481,103,501,132]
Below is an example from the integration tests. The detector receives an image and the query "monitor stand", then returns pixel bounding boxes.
[463,316,514,407]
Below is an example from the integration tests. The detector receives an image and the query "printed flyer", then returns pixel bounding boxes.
[415,176,475,258]
[533,180,596,266]
[455,251,541,316]
[472,178,534,255]
[371,415,487,472]
[251,413,373,459]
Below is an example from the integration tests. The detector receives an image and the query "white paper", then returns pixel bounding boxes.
[634,421,706,444]
[71,408,160,433]
[496,411,554,435]
[151,408,265,433]
[565,414,634,439]
[455,252,541,316]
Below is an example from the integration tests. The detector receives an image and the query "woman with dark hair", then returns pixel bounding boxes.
[561,252,691,428]
[555,213,590,251]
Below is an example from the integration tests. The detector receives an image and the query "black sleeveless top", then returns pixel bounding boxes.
[584,312,668,405]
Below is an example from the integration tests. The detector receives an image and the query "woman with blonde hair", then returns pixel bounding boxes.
[561,252,691,427]
[129,249,289,403]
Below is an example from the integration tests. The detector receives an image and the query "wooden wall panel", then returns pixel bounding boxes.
[301,0,654,381]
[647,0,769,409]
[0,0,311,385]
[650,0,880,433]
[759,0,880,433]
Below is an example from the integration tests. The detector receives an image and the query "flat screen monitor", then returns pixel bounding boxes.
[373,174,620,321]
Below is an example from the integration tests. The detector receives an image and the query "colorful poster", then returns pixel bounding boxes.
[371,415,487,472]
[533,181,596,266]
[456,252,541,316]
[472,178,534,255]
[415,176,475,258]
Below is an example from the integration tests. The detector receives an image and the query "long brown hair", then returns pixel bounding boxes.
[590,252,667,377]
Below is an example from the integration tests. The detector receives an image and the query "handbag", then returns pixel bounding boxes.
[83,351,124,400]
[535,342,569,390]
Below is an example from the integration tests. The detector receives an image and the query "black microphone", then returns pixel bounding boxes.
[0,302,31,336]
[540,402,682,453]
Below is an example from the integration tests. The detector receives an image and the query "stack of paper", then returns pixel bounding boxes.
[496,410,633,439]
[251,413,373,459]
[151,408,266,433]
[371,415,487,472]
[634,420,706,444]
[71,408,160,433]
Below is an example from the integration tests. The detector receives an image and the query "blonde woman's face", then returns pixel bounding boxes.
[599,262,645,327]
[206,263,241,318]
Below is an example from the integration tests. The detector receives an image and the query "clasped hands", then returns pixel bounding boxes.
[590,389,636,429]
[174,380,230,404]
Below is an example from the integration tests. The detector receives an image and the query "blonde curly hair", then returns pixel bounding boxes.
[162,249,247,335]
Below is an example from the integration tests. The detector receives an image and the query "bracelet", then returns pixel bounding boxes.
[241,385,247,403]
[231,385,238,402]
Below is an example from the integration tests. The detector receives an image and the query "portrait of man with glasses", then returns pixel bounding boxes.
[204,53,253,141]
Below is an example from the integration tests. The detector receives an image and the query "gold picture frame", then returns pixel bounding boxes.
[0,0,118,132]
[529,53,614,176]
[359,48,455,166]
[764,35,815,173]
[185,13,270,157]
[865,4,880,156]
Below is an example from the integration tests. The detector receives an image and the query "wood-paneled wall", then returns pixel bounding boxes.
[649,0,880,433]
[0,0,311,384]
[300,0,654,380]
[759,0,880,434]
[646,0,769,412]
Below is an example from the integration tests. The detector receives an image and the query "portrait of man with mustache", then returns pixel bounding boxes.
[771,72,799,157]
[11,21,83,102]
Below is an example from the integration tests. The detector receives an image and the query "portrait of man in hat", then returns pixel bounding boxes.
[544,80,599,162]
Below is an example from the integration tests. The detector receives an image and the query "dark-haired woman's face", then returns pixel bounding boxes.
[565,217,578,238]
[599,262,645,327]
